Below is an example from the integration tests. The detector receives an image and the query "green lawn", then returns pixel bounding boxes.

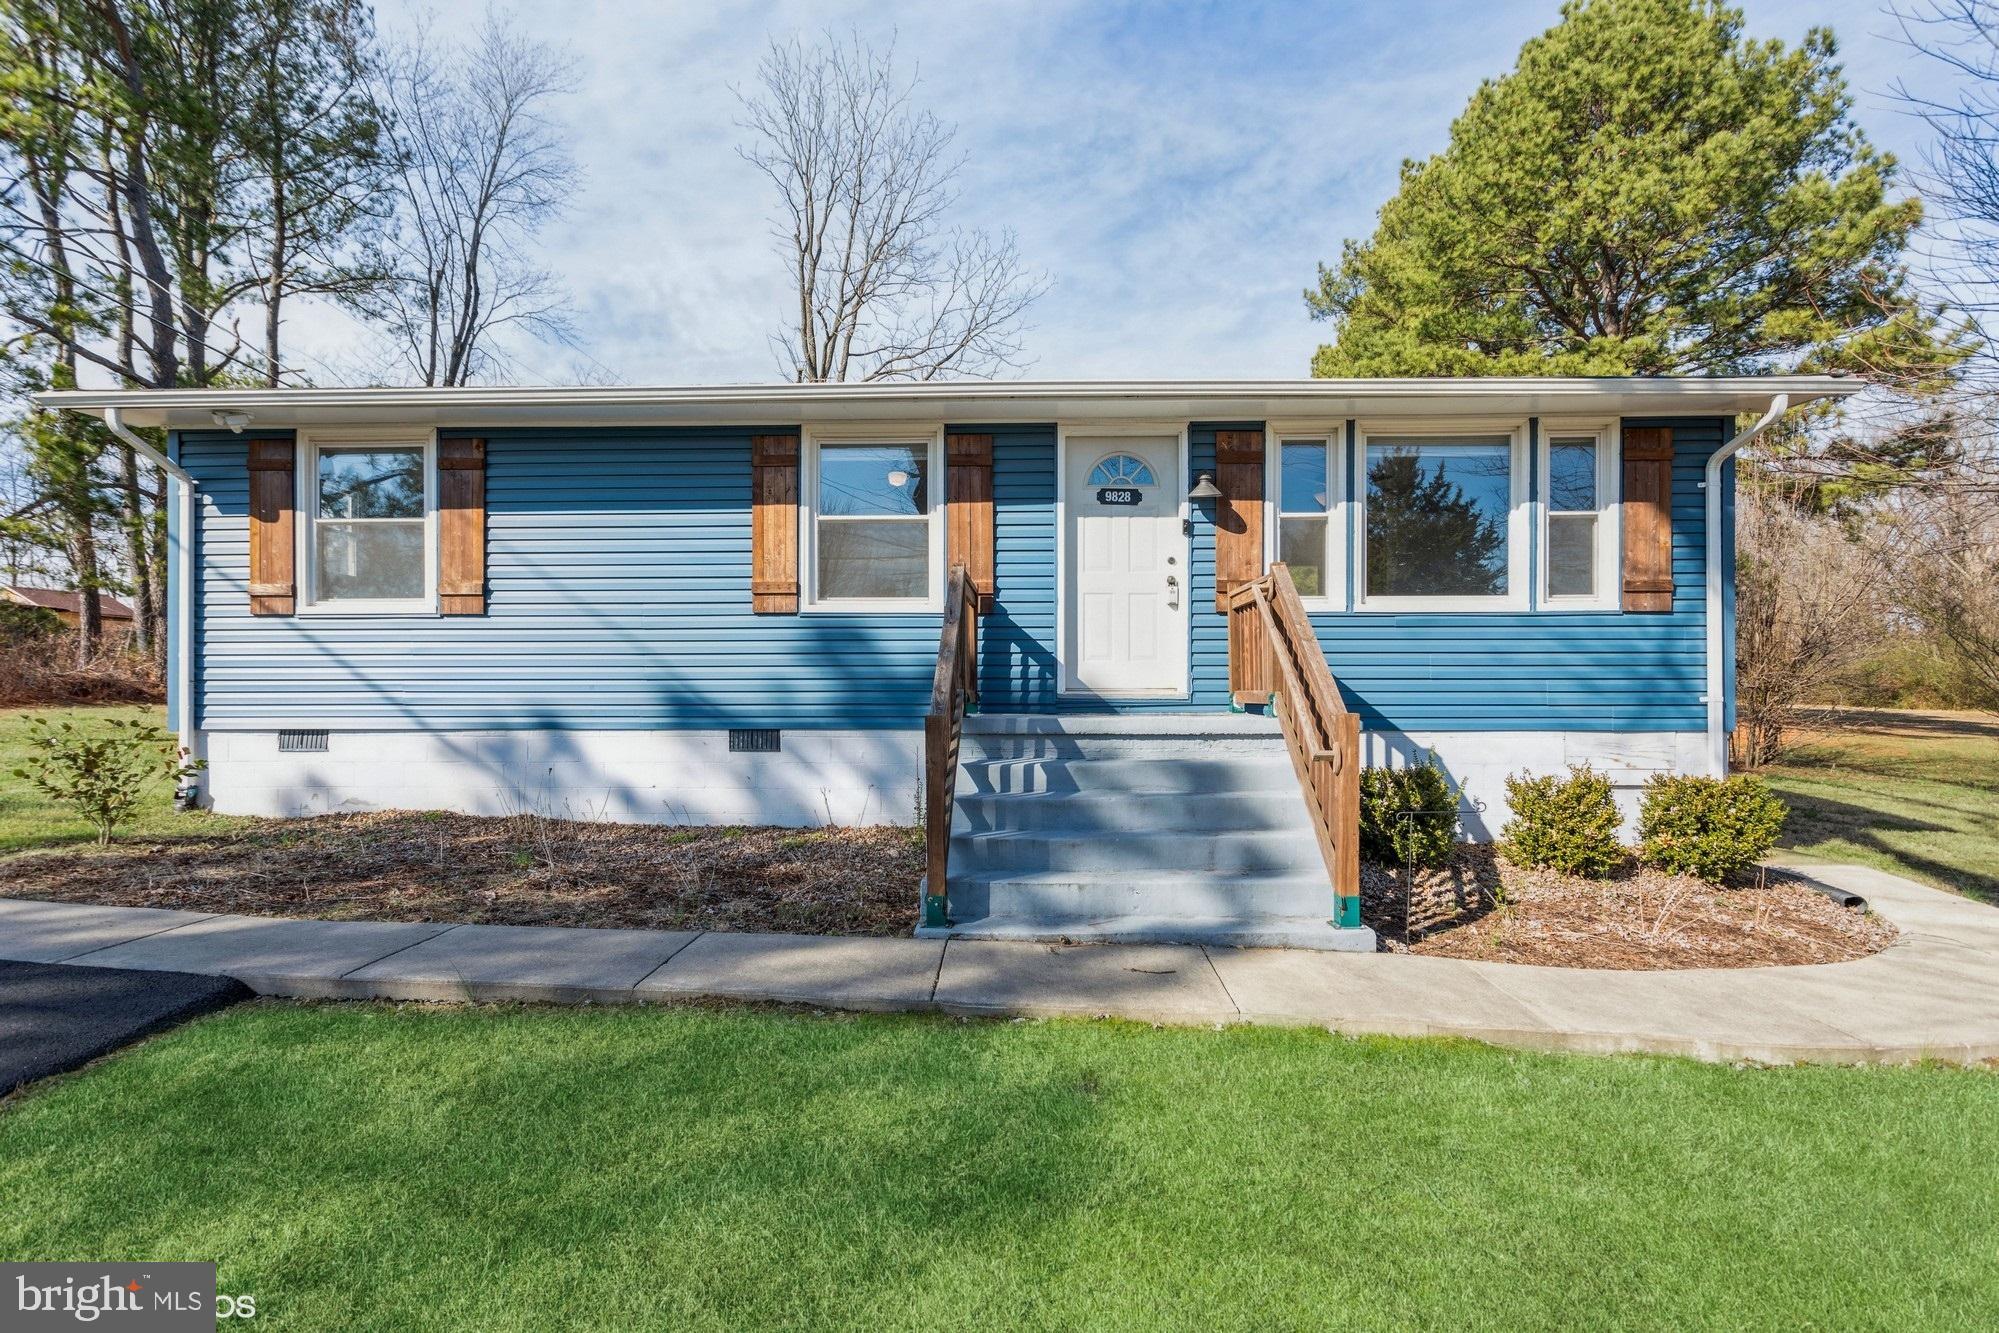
[1763,711,1999,906]
[2,1002,1995,1330]
[0,705,256,852]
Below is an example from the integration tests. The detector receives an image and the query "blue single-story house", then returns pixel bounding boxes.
[44,377,1855,948]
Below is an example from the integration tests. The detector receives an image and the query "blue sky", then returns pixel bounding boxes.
[305,0,1960,385]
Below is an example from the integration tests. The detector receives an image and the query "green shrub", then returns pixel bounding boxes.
[1636,774,1787,882]
[1359,759,1458,868]
[0,601,62,642]
[1501,765,1626,878]
[10,713,203,844]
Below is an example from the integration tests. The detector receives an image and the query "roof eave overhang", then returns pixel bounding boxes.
[33,376,1862,431]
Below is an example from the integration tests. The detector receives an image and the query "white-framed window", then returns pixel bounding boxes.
[297,431,436,614]
[1267,426,1345,607]
[1354,420,1530,611]
[801,426,945,612]
[1538,421,1621,609]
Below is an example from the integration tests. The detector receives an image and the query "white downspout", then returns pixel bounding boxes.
[104,407,201,779]
[1703,393,1788,777]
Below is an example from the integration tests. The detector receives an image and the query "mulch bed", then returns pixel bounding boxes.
[1,813,1898,967]
[1361,844,1897,969]
[0,812,923,937]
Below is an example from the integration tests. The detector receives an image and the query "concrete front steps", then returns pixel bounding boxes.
[916,715,1377,951]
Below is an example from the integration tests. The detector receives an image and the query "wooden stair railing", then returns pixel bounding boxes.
[922,565,980,929]
[1225,563,1362,927]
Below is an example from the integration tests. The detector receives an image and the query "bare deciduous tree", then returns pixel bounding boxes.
[359,14,579,386]
[1733,474,1887,766]
[738,31,1048,383]
[1875,478,1999,707]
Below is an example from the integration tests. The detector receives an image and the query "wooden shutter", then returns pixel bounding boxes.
[1213,429,1265,611]
[946,432,995,613]
[438,437,487,614]
[1621,426,1675,613]
[751,434,800,613]
[247,438,295,616]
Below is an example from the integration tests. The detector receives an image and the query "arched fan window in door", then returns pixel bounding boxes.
[1087,453,1157,488]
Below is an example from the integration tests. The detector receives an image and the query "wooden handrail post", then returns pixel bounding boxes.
[1332,711,1362,927]
[923,565,977,930]
[922,711,952,928]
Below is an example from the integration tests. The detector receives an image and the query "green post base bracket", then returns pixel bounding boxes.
[922,894,950,930]
[1335,895,1362,929]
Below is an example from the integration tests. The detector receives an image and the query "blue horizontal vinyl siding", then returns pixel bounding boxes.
[184,427,942,731]
[977,423,1231,712]
[1302,416,1725,733]
[178,414,1729,736]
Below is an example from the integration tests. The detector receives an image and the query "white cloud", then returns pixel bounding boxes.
[274,0,1960,386]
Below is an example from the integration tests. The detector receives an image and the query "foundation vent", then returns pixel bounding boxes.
[728,728,781,753]
[278,729,330,753]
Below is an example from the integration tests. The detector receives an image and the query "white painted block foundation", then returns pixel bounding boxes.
[1364,730,1708,841]
[200,729,924,827]
[196,724,1703,840]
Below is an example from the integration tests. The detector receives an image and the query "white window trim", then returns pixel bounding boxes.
[1265,420,1349,611]
[800,423,946,614]
[295,428,438,616]
[1353,417,1531,613]
[1537,418,1622,612]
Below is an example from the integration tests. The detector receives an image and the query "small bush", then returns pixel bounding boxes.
[1636,774,1787,882]
[0,602,63,643]
[1359,759,1458,868]
[11,712,203,844]
[1501,765,1626,878]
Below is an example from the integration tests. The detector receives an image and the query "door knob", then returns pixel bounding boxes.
[1166,574,1181,609]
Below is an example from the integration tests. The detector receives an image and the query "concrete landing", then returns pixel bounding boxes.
[1,864,1994,1065]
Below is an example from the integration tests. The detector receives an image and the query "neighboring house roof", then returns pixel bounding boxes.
[3,586,135,619]
[32,375,1860,432]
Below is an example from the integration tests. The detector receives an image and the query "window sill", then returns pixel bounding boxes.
[295,601,440,618]
[1353,597,1530,614]
[799,600,944,616]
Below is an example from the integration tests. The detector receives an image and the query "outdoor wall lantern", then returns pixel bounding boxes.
[1187,471,1222,500]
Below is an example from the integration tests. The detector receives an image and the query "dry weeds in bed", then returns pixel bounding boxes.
[1360,845,1896,969]
[0,810,924,936]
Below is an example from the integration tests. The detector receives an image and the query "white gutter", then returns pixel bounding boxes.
[103,407,201,780]
[1704,393,1788,776]
[35,374,1866,430]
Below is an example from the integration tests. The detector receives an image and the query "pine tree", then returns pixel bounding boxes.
[1308,0,1970,383]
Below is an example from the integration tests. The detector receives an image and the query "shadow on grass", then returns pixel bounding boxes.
[1801,708,1999,742]
[1773,784,1999,907]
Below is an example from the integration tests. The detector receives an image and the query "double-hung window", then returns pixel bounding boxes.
[1274,434,1339,603]
[300,434,435,612]
[1540,423,1620,608]
[1356,425,1528,610]
[804,430,943,610]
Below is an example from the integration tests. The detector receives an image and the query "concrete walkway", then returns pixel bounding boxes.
[1,864,1995,1065]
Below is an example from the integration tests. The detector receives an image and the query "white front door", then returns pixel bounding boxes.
[1063,435,1188,695]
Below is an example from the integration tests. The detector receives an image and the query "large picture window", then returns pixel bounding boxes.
[1359,430,1524,608]
[806,434,940,608]
[302,437,434,611]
